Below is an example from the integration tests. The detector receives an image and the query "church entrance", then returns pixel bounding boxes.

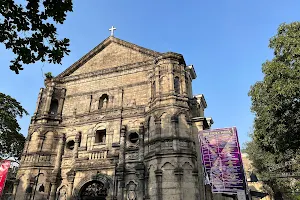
[79,181,108,200]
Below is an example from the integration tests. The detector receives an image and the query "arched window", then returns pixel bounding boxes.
[99,94,109,109]
[174,76,180,94]
[38,184,45,192]
[49,99,58,115]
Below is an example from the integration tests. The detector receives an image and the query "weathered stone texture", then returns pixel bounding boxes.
[14,36,224,200]
[71,42,153,76]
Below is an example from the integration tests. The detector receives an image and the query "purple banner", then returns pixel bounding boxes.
[198,127,245,194]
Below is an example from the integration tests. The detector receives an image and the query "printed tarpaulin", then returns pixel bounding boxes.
[198,127,245,194]
[0,160,11,196]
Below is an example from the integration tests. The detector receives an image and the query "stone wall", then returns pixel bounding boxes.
[14,36,219,200]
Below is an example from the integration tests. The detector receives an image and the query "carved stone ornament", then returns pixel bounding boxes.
[81,181,108,198]
[57,186,67,200]
[127,181,137,200]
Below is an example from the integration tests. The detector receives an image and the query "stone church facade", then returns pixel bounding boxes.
[14,36,216,200]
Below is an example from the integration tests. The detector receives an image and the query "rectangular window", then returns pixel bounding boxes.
[95,130,106,143]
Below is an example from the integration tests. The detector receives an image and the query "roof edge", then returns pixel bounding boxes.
[56,36,162,79]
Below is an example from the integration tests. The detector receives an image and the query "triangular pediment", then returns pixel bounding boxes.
[57,36,161,78]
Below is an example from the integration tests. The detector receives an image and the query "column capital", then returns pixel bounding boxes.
[50,173,58,184]
[59,134,66,141]
[139,122,144,133]
[174,167,183,176]
[38,134,46,140]
[191,117,209,130]
[120,125,126,137]
[66,170,76,183]
[192,169,199,177]
[75,132,81,143]
[144,171,149,179]
[154,118,161,124]
[154,169,163,176]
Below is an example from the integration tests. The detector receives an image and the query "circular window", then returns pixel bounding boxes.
[66,140,75,150]
[129,132,139,144]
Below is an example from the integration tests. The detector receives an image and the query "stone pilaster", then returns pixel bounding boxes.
[67,182,74,200]
[37,133,45,153]
[91,134,95,149]
[171,116,179,151]
[192,169,200,200]
[156,56,175,95]
[22,137,30,155]
[49,172,60,200]
[181,70,187,96]
[174,167,184,200]
[57,88,66,116]
[34,88,44,116]
[43,83,54,115]
[49,135,65,200]
[87,129,93,151]
[116,175,125,200]
[67,171,75,200]
[119,125,126,165]
[12,179,20,200]
[54,134,65,170]
[144,171,150,200]
[185,73,193,98]
[116,125,126,200]
[73,132,81,159]
[119,88,124,107]
[49,183,57,200]
[138,122,144,161]
[192,117,209,200]
[136,166,145,200]
[169,70,175,94]
[155,66,160,97]
[148,79,153,103]
[155,169,163,200]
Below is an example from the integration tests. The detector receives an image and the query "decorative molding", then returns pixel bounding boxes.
[145,135,193,146]
[61,106,145,126]
[56,36,161,79]
[65,81,148,98]
[61,60,153,83]
[73,173,113,198]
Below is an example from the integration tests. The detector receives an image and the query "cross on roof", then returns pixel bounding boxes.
[109,26,116,36]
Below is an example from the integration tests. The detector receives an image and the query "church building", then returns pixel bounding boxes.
[14,35,216,200]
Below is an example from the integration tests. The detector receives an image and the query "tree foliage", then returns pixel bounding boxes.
[245,140,300,199]
[249,22,300,155]
[44,71,53,78]
[247,22,300,199]
[0,0,73,73]
[0,92,28,159]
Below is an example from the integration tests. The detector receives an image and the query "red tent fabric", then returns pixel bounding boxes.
[0,160,11,197]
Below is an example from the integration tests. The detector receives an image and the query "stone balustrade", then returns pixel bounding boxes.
[22,154,53,165]
[89,150,108,160]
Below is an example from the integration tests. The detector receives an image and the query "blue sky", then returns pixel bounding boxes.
[1,0,300,148]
